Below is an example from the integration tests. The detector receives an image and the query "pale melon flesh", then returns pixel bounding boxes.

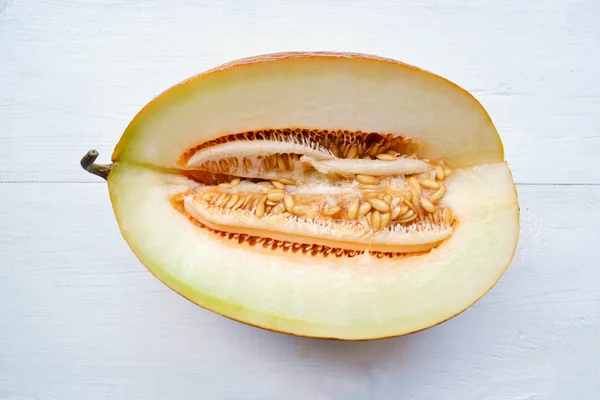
[88,52,519,340]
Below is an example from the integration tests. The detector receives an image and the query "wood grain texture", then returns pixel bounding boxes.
[1,0,599,184]
[0,183,598,399]
[1,0,600,399]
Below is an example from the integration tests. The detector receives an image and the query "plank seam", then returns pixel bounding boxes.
[1,181,600,186]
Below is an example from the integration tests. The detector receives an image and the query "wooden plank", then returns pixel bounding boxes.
[0,182,598,398]
[1,0,599,184]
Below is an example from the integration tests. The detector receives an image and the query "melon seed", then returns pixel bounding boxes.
[369,198,390,213]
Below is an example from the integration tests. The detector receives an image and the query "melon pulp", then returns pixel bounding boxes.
[83,52,519,340]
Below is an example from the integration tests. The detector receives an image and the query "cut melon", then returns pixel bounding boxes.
[82,52,519,340]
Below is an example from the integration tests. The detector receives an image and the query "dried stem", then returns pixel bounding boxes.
[80,149,111,180]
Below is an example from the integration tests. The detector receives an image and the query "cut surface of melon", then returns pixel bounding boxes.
[108,162,518,339]
[112,52,503,169]
[84,51,520,340]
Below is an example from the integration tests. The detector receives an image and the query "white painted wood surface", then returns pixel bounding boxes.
[1,0,599,399]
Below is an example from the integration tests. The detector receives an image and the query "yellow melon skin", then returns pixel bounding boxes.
[93,52,519,340]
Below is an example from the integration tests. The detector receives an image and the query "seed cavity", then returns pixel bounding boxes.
[187,140,333,168]
[175,128,455,256]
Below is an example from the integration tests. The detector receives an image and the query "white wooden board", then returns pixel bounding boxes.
[1,0,599,399]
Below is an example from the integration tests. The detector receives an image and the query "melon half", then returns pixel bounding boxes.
[82,52,519,340]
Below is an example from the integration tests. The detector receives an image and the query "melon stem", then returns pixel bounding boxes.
[80,149,111,180]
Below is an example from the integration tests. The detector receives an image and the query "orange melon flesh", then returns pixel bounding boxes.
[99,52,519,339]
